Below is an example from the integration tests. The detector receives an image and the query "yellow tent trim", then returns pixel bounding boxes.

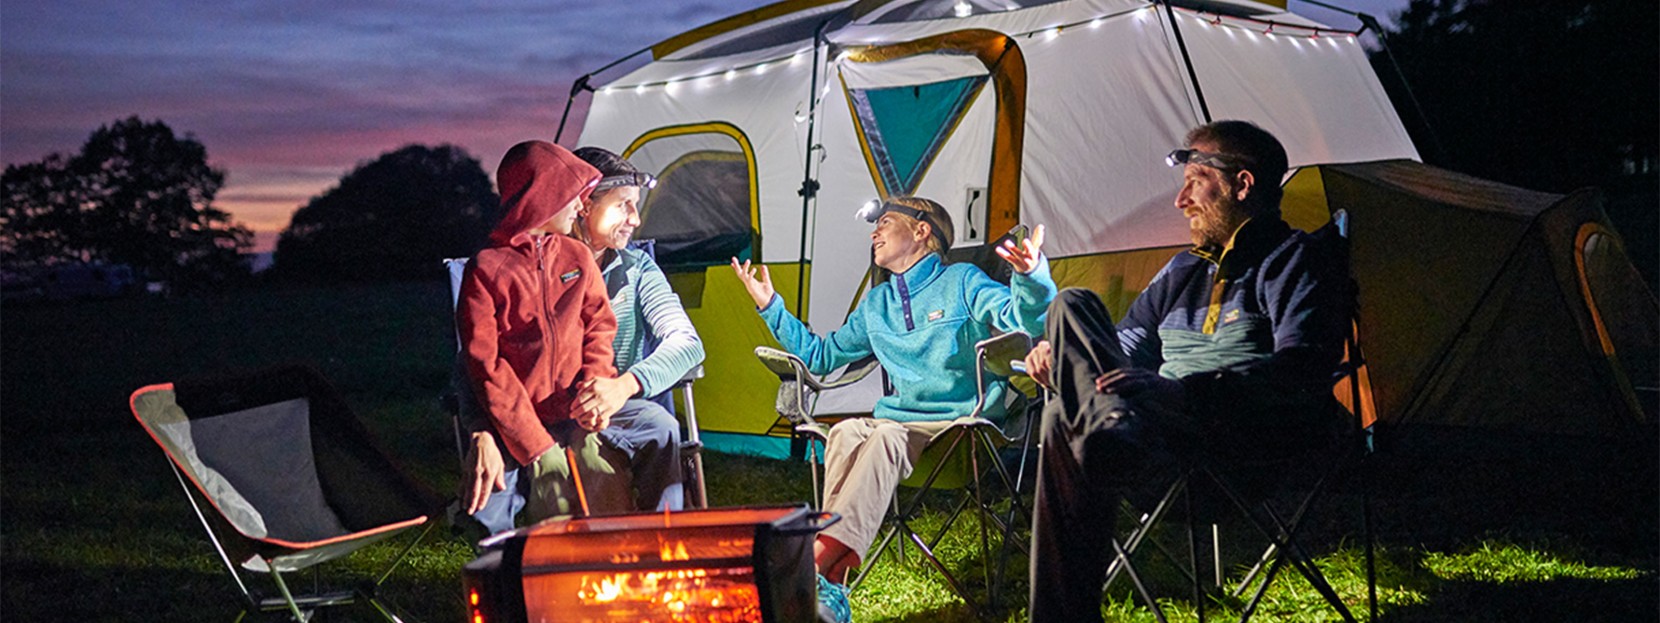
[842,29,1027,238]
[1573,221,1645,421]
[840,72,892,199]
[623,122,763,261]
[650,0,845,59]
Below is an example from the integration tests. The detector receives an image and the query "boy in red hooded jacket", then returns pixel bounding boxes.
[457,140,622,530]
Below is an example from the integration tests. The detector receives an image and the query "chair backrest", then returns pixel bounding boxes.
[131,366,437,545]
[945,223,1030,286]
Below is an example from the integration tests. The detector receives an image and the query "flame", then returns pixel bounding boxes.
[573,566,761,622]
[659,539,691,561]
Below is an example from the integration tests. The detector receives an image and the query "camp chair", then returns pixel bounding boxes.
[1100,210,1377,623]
[757,332,1035,611]
[130,365,442,622]
[442,239,709,510]
[754,225,1043,612]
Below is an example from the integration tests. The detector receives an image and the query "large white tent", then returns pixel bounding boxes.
[576,0,1418,456]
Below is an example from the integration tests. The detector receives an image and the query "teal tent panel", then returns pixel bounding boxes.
[849,75,987,195]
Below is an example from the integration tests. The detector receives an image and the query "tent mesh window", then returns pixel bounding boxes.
[630,133,755,268]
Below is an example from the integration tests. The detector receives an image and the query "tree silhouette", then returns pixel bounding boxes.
[1374,0,1658,193]
[1,117,252,289]
[273,144,500,282]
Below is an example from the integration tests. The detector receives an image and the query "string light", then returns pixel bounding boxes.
[602,3,1360,93]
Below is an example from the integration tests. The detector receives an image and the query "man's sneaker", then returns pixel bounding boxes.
[816,573,852,623]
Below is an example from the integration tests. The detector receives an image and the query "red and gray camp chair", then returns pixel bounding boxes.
[130,365,443,622]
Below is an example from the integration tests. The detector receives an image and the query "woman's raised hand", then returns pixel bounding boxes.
[730,257,776,309]
[994,223,1046,274]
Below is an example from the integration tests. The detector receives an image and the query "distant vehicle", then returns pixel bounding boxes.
[1,263,138,303]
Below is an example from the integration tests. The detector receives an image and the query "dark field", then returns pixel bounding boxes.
[2,282,1654,621]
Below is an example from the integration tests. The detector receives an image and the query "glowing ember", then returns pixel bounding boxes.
[571,566,761,622]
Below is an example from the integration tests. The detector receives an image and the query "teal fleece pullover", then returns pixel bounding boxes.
[759,253,1056,423]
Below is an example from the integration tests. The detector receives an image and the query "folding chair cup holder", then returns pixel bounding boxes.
[130,365,442,622]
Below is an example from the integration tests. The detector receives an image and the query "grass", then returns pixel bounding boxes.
[3,281,1656,621]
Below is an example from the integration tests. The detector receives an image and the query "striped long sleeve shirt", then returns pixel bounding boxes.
[601,246,705,398]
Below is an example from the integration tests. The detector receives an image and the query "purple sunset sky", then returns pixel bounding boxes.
[1,0,1409,252]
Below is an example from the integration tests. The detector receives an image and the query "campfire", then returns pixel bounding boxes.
[464,505,835,623]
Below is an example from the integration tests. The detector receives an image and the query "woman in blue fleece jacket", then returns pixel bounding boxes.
[731,196,1055,618]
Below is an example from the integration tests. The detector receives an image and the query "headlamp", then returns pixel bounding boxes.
[855,198,927,223]
[1165,148,1250,170]
[594,172,658,192]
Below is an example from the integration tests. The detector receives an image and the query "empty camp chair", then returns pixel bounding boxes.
[1101,210,1378,623]
[443,238,709,510]
[130,365,442,622]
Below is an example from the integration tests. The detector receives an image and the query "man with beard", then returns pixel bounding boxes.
[1022,120,1351,622]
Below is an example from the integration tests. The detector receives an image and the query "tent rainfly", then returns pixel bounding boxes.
[570,0,1649,456]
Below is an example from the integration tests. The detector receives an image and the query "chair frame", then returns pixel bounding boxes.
[131,376,437,623]
[1099,210,1378,623]
[442,249,710,509]
[168,461,438,623]
[757,332,1038,614]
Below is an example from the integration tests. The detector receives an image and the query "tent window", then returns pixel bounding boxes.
[624,125,758,267]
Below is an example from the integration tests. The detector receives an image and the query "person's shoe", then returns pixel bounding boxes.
[815,573,852,623]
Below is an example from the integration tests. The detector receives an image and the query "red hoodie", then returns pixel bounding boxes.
[458,141,618,465]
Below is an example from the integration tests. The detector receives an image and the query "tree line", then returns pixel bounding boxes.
[2,118,502,291]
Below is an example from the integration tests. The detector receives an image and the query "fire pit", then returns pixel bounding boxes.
[463,505,837,623]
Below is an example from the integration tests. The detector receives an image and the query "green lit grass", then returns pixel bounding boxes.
[3,281,1655,621]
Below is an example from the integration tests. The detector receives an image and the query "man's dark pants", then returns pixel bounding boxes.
[1029,288,1197,623]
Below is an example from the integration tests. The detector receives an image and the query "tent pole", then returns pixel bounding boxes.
[554,45,655,144]
[1159,0,1212,123]
[555,74,592,145]
[1356,12,1447,163]
[795,19,834,318]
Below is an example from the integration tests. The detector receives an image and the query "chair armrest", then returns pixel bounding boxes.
[755,347,810,381]
[669,364,705,389]
[816,355,880,391]
[976,331,1033,379]
[754,347,880,392]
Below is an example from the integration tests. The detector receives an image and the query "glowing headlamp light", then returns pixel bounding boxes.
[594,172,658,192]
[855,198,927,223]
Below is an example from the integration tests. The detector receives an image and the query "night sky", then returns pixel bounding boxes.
[1,0,1408,252]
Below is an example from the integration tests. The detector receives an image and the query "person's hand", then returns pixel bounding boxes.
[994,224,1047,274]
[1095,368,1186,411]
[730,257,776,309]
[462,431,507,515]
[574,374,636,431]
[1025,340,1054,389]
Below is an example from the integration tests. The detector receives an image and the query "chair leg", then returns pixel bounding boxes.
[1186,485,1205,623]
[375,521,438,587]
[265,567,312,623]
[1207,471,1356,623]
[904,525,982,617]
[1110,536,1169,623]
[1103,478,1184,590]
[1363,463,1379,621]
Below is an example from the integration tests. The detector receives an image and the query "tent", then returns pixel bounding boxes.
[572,0,1423,456]
[1282,161,1658,437]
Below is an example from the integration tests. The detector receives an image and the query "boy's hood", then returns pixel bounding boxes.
[490,140,600,247]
